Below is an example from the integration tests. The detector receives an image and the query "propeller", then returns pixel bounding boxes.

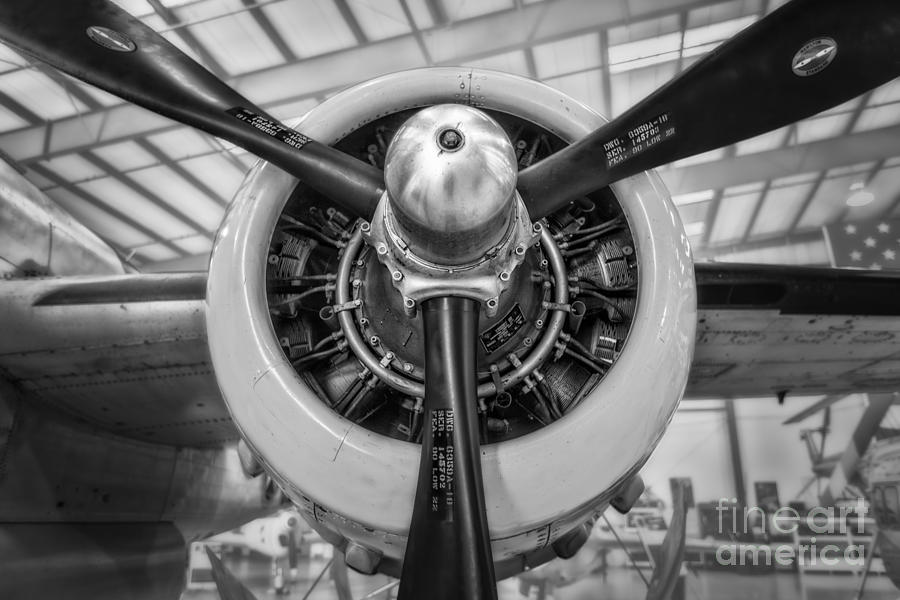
[518,0,900,219]
[0,1,384,217]
[397,296,497,600]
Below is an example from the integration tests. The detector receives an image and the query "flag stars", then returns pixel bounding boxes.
[884,249,896,261]
[864,237,877,248]
[878,223,891,234]
[850,250,862,261]
[844,224,857,235]
[871,263,883,270]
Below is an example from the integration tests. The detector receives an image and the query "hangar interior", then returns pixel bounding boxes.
[1,0,900,599]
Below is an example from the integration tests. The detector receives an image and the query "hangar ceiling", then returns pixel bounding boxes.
[1,0,898,270]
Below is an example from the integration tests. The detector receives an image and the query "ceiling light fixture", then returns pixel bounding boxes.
[846,181,874,207]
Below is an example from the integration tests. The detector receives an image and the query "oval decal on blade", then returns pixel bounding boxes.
[791,37,837,77]
[86,26,136,53]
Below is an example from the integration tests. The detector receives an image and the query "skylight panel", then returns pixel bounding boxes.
[78,177,197,238]
[709,191,761,243]
[532,34,601,79]
[127,165,223,231]
[92,141,158,172]
[672,189,715,206]
[543,70,605,117]
[44,186,154,249]
[464,51,530,78]
[749,183,813,237]
[41,154,107,183]
[263,0,357,58]
[348,0,412,40]
[177,154,246,202]
[853,104,900,133]
[0,69,87,120]
[795,113,851,144]
[443,0,514,21]
[608,32,681,74]
[734,126,790,155]
[181,0,284,75]
[146,128,217,160]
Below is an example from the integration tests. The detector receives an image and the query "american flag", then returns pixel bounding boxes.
[824,219,900,270]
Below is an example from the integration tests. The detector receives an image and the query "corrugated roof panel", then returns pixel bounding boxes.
[734,126,789,156]
[610,61,678,116]
[177,154,246,202]
[795,113,851,144]
[532,33,601,79]
[709,191,761,244]
[853,104,900,133]
[750,182,814,238]
[464,51,530,78]
[442,0,514,21]
[174,234,214,255]
[348,0,412,40]
[42,154,107,183]
[92,141,159,172]
[0,69,87,120]
[78,177,197,238]
[263,0,357,58]
[146,128,218,160]
[796,174,859,230]
[180,0,284,75]
[127,165,223,231]
[543,70,606,117]
[44,186,153,248]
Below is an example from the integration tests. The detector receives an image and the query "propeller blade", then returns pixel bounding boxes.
[397,296,497,600]
[518,0,900,219]
[645,481,688,600]
[204,546,260,600]
[0,1,383,216]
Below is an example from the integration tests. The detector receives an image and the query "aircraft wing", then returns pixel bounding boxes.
[0,272,234,447]
[688,263,900,398]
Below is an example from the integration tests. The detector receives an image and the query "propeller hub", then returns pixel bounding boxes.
[384,104,518,266]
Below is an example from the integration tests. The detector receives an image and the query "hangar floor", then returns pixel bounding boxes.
[181,550,900,599]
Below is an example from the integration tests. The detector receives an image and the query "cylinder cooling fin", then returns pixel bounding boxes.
[206,68,696,570]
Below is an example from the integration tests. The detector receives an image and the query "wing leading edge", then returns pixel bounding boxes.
[0,272,234,447]
[689,263,900,398]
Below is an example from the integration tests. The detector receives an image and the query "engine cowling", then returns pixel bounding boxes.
[206,67,696,577]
